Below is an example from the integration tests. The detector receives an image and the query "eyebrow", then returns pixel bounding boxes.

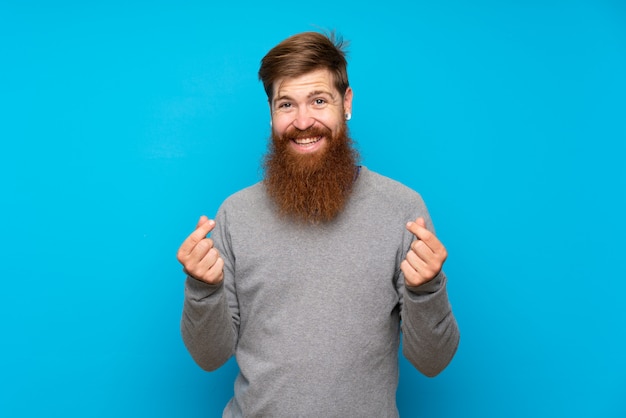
[307,90,335,99]
[273,90,336,103]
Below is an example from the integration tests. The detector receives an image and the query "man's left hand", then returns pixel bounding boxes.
[400,217,448,287]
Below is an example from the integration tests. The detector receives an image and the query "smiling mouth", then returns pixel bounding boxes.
[293,136,323,146]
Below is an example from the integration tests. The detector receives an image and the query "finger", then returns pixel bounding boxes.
[402,250,441,286]
[203,256,225,283]
[196,215,210,229]
[401,259,427,286]
[185,237,215,266]
[410,239,436,265]
[404,249,430,274]
[182,241,217,273]
[195,247,221,273]
[405,218,429,240]
[178,218,216,257]
[406,219,446,255]
[185,254,225,284]
[187,249,224,283]
[408,235,447,270]
[410,247,442,277]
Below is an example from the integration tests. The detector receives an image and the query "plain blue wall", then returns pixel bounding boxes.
[1,1,625,417]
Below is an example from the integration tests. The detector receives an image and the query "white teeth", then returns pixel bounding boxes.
[294,136,321,145]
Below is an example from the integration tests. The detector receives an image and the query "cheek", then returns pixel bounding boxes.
[325,116,345,135]
[271,116,290,136]
[324,110,345,128]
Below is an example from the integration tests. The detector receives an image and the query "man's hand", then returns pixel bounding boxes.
[400,217,448,287]
[177,215,225,284]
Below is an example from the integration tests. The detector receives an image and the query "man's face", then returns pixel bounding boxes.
[270,68,353,159]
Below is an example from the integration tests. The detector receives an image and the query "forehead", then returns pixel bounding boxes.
[273,68,338,100]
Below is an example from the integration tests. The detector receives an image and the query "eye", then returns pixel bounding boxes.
[313,98,326,106]
[275,102,293,113]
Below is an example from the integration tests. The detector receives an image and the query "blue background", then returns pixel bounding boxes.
[1,1,625,417]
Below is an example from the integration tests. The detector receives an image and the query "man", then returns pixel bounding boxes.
[178,31,460,417]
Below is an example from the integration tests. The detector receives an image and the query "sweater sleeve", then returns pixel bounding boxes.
[180,278,237,371]
[180,206,239,372]
[399,271,460,377]
[397,204,460,377]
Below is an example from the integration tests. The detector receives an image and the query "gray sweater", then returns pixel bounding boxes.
[181,167,460,417]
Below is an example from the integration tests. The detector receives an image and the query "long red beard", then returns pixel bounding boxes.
[263,124,359,224]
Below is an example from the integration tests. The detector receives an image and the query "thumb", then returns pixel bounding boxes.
[415,217,426,228]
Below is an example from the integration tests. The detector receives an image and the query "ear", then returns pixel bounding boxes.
[343,87,353,115]
[268,99,274,126]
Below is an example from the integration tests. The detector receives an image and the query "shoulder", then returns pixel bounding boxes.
[221,182,265,209]
[215,181,273,223]
[217,182,268,217]
[359,167,425,207]
[355,167,434,228]
[212,182,269,243]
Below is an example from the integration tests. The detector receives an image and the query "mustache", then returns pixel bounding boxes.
[282,126,333,141]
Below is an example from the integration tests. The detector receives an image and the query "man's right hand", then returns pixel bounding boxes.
[177,215,225,284]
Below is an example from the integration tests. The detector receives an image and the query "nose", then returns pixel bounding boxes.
[292,106,315,131]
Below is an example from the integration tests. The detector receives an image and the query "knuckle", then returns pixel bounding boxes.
[404,272,419,285]
[184,262,197,275]
[400,261,415,278]
[212,257,225,273]
[176,244,188,262]
[425,267,436,278]
[178,255,191,268]
[206,263,225,284]
[196,239,211,252]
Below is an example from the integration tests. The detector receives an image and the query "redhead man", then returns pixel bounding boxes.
[178,31,459,417]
